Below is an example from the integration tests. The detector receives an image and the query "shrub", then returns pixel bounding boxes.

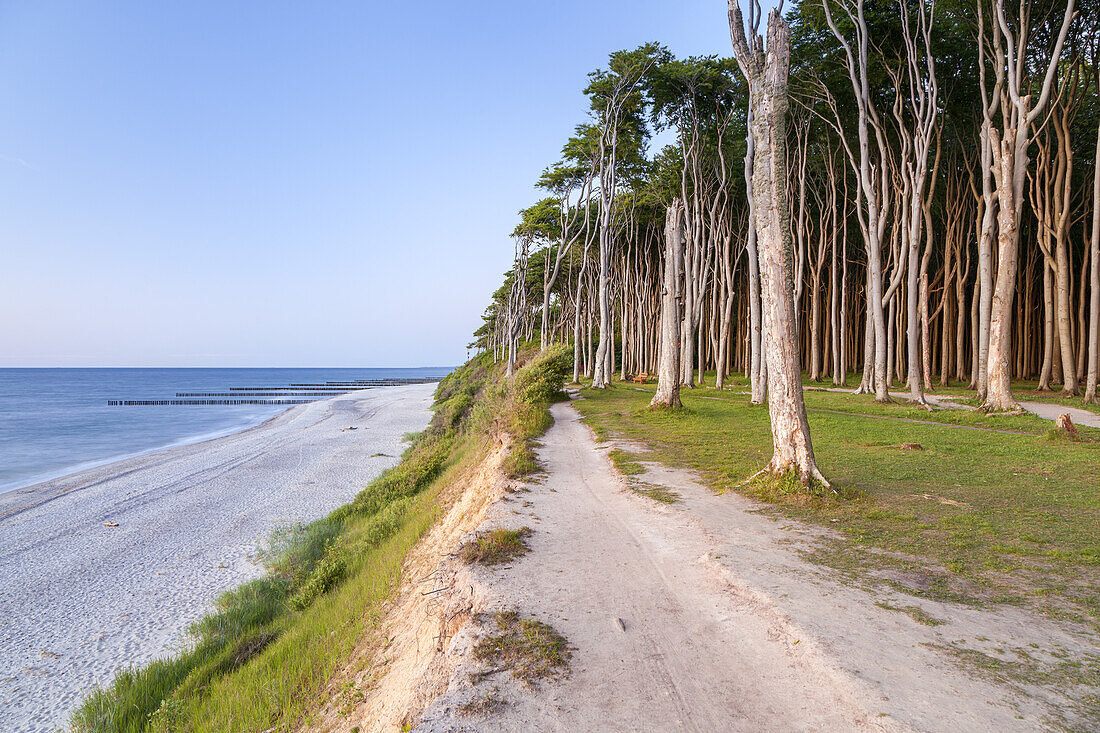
[513,345,571,406]
[258,519,341,585]
[330,436,453,523]
[290,544,347,610]
[432,391,474,433]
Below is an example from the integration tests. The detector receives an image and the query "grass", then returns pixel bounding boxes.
[573,377,1100,627]
[608,448,680,503]
[460,527,533,565]
[874,601,946,627]
[499,345,571,478]
[73,347,571,732]
[608,448,645,475]
[631,483,681,504]
[472,610,572,685]
[803,375,1100,418]
[928,641,1100,727]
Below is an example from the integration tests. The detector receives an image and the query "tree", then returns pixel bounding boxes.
[978,0,1076,411]
[587,44,664,389]
[651,199,686,408]
[729,0,830,487]
[1086,123,1100,402]
[819,0,894,403]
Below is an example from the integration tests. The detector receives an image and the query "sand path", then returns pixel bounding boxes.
[930,395,1100,428]
[0,383,435,733]
[811,385,1100,429]
[420,398,1092,731]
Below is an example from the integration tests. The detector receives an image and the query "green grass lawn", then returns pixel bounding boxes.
[573,378,1100,628]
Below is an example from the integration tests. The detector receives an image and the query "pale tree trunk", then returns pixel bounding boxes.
[652,200,685,408]
[1086,125,1100,403]
[980,0,1074,412]
[591,63,652,389]
[745,105,766,404]
[680,235,698,388]
[826,150,844,385]
[821,0,892,402]
[571,244,590,383]
[505,237,531,378]
[839,175,849,385]
[976,124,996,398]
[592,235,613,388]
[956,237,969,382]
[1052,106,1079,395]
[729,2,829,488]
[542,172,593,350]
[716,217,736,389]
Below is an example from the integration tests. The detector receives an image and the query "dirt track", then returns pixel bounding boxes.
[417,397,1093,731]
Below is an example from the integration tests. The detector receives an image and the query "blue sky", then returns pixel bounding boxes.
[0,0,753,367]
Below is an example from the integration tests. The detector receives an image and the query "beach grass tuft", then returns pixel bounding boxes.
[459,527,533,565]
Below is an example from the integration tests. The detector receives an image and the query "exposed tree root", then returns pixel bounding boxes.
[907,397,934,412]
[738,464,836,495]
[978,400,1024,415]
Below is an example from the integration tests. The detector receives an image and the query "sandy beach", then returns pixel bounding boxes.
[0,383,436,733]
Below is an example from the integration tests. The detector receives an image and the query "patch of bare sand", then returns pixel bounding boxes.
[414,400,1096,731]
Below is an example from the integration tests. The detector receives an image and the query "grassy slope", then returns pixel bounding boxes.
[73,347,569,733]
[573,375,1100,628]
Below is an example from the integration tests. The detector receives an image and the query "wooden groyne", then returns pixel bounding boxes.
[108,399,317,406]
[108,376,441,407]
[175,392,352,397]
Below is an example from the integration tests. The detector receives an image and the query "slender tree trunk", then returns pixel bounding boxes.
[1086,126,1100,403]
[571,246,589,384]
[745,106,765,404]
[652,200,685,408]
[729,3,828,487]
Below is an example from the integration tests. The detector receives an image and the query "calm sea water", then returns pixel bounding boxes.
[0,368,450,494]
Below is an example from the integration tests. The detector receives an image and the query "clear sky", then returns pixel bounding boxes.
[0,0,754,368]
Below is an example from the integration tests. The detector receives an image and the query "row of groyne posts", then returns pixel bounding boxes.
[107,378,439,406]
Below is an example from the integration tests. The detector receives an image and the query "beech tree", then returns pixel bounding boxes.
[651,199,686,408]
[587,44,663,389]
[978,0,1076,411]
[729,0,829,487]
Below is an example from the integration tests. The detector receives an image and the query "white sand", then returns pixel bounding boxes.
[0,383,435,733]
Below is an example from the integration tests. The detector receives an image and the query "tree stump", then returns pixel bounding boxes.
[1055,413,1079,440]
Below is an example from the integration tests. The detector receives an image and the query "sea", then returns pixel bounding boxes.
[0,367,451,495]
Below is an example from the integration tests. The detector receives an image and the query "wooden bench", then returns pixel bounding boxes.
[631,372,650,384]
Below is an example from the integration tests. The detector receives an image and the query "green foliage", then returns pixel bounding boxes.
[608,448,645,475]
[434,391,474,432]
[460,527,533,565]
[513,344,571,406]
[191,577,288,650]
[330,436,452,523]
[258,519,341,586]
[472,611,572,684]
[290,544,346,611]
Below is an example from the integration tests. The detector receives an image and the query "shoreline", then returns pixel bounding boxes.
[0,383,437,733]
[0,406,289,507]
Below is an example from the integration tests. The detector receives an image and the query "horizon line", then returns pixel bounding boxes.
[0,365,458,370]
